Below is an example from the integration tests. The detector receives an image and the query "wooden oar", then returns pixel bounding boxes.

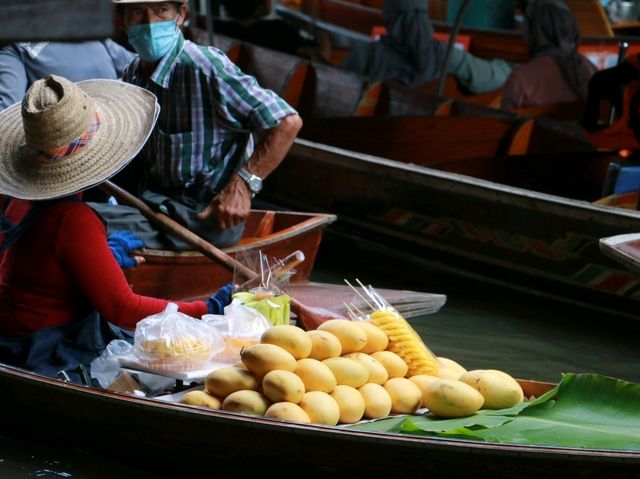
[99,180,337,330]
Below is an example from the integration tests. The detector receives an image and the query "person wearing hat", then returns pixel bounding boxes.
[0,75,233,382]
[102,0,303,251]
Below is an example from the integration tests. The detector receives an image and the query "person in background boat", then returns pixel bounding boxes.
[0,75,233,383]
[0,40,134,112]
[102,0,303,251]
[339,0,512,94]
[500,0,597,111]
[214,0,332,63]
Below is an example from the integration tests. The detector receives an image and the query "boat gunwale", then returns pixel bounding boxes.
[2,363,639,464]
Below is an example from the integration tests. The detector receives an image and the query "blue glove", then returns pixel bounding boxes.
[207,283,234,314]
[107,230,144,269]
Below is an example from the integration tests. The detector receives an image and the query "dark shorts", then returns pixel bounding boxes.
[88,189,244,251]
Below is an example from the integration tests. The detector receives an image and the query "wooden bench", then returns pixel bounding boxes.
[299,115,525,164]
[234,43,310,108]
[297,62,367,118]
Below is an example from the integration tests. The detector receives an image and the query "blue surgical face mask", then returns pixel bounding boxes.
[127,19,178,62]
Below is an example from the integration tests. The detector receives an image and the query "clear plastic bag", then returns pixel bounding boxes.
[202,298,271,363]
[133,304,225,372]
[231,250,304,326]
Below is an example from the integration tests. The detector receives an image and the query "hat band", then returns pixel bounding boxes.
[29,108,103,163]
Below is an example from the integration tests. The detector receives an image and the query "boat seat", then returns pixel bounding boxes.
[297,62,367,118]
[601,161,640,197]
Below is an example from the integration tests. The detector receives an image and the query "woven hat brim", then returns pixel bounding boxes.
[0,79,159,200]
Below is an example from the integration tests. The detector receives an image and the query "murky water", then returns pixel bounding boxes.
[1,235,638,477]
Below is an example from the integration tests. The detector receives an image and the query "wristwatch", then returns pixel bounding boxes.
[237,167,263,197]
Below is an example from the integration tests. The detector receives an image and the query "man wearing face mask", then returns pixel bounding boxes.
[102,0,303,250]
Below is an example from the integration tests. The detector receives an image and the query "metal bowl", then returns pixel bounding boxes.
[608,0,640,23]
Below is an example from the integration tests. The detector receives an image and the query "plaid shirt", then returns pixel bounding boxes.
[122,32,297,195]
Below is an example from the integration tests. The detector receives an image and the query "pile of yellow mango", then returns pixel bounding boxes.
[180,311,524,425]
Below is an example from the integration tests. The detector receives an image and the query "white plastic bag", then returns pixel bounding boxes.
[202,298,271,363]
[133,304,225,372]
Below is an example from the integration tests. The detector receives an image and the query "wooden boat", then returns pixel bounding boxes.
[123,208,447,320]
[260,138,640,322]
[1,363,639,478]
[276,0,628,65]
[124,209,335,301]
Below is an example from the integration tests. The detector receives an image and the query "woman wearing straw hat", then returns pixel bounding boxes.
[100,0,303,251]
[0,75,232,383]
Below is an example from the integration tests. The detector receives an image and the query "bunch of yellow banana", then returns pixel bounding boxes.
[369,310,439,377]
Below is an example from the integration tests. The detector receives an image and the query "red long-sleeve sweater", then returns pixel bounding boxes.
[0,201,208,336]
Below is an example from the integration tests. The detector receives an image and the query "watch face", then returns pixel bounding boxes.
[249,177,263,193]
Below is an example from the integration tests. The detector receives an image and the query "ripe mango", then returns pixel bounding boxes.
[299,391,341,426]
[330,385,365,424]
[260,324,312,359]
[358,320,389,353]
[317,319,367,354]
[383,377,422,414]
[322,357,369,388]
[262,369,306,404]
[179,389,221,409]
[240,343,297,379]
[264,402,311,423]
[358,383,392,419]
[221,390,270,416]
[458,369,524,409]
[294,358,337,393]
[204,366,259,399]
[306,330,342,360]
[371,350,409,379]
[343,352,388,385]
[422,378,484,418]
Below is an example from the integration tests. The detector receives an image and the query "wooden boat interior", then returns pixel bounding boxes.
[185,29,638,207]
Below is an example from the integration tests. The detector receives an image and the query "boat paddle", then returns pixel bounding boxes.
[99,180,338,330]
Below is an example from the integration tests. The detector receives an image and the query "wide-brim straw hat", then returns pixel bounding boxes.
[0,75,159,200]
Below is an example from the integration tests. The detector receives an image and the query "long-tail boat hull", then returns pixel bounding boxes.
[0,364,638,478]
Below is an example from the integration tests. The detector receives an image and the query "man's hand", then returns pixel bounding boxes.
[196,174,252,229]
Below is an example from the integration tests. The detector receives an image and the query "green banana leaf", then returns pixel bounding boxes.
[347,374,640,451]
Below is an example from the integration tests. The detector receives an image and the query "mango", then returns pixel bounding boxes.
[330,385,365,424]
[179,389,221,409]
[317,319,367,354]
[343,352,388,385]
[408,374,440,395]
[458,369,524,409]
[322,357,369,388]
[371,350,409,379]
[358,320,389,353]
[264,402,311,423]
[299,391,341,426]
[240,343,297,379]
[260,324,312,359]
[204,366,259,399]
[221,390,270,416]
[422,378,484,418]
[306,330,342,360]
[294,358,337,393]
[383,377,422,414]
[262,369,306,404]
[358,383,392,419]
